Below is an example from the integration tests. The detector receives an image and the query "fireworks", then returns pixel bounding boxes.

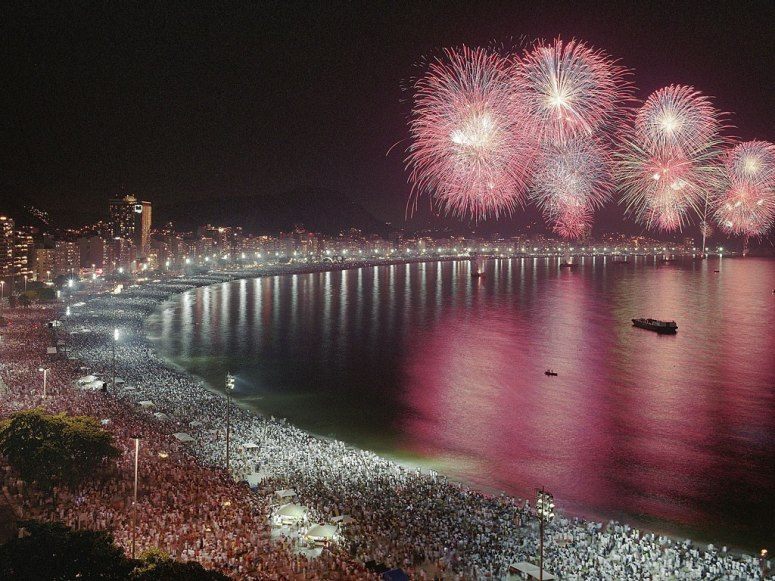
[635,85,721,154]
[518,38,632,142]
[713,141,775,237]
[617,85,724,231]
[530,137,612,238]
[404,40,769,242]
[724,140,775,187]
[406,46,538,220]
[516,39,629,237]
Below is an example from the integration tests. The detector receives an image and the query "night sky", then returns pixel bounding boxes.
[3,1,774,228]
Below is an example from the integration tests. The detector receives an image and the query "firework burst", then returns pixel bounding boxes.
[517,38,632,142]
[724,140,775,187]
[617,140,722,231]
[617,85,724,232]
[713,141,775,237]
[552,204,594,239]
[530,137,612,238]
[406,46,539,220]
[635,85,721,154]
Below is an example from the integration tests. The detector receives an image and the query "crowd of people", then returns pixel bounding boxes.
[0,263,769,579]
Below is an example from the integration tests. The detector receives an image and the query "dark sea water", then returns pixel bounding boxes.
[147,256,775,550]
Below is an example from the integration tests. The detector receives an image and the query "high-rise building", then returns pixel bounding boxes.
[35,248,55,282]
[53,241,79,277]
[109,195,152,257]
[13,227,35,279]
[106,237,133,273]
[137,200,152,257]
[78,236,106,269]
[0,216,14,280]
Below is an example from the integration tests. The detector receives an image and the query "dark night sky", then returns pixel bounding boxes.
[2,1,774,228]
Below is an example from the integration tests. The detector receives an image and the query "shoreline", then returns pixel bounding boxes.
[142,260,765,554]
[62,260,766,578]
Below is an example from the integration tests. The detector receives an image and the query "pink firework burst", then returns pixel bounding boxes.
[530,137,612,238]
[617,85,724,232]
[724,140,775,187]
[713,141,775,237]
[635,85,721,154]
[552,204,594,239]
[617,141,722,231]
[406,46,539,220]
[517,38,632,142]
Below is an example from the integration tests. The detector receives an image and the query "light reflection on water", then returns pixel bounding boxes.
[148,256,775,549]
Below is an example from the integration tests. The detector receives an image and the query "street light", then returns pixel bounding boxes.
[38,367,49,399]
[112,328,120,392]
[536,487,555,581]
[130,436,141,559]
[225,372,235,474]
[0,280,5,319]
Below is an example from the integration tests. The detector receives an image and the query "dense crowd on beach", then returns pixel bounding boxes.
[0,262,769,579]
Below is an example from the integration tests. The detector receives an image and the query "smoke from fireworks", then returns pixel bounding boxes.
[406,46,538,220]
[617,85,724,231]
[518,38,632,143]
[714,141,775,237]
[530,137,612,238]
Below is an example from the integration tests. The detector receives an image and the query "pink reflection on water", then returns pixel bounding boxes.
[401,258,775,540]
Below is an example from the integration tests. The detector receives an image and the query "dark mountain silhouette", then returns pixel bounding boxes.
[155,187,388,235]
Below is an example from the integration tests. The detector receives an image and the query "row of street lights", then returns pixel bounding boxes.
[535,487,556,581]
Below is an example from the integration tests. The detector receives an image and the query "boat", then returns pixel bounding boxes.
[632,318,678,334]
[471,255,486,278]
[559,262,578,268]
[544,370,558,376]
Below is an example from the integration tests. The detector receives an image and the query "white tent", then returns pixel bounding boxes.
[138,400,155,408]
[276,503,307,521]
[245,470,272,487]
[46,347,57,354]
[508,562,556,580]
[243,442,259,450]
[306,524,337,540]
[245,473,262,487]
[80,380,105,391]
[77,375,96,384]
[331,515,355,525]
[173,432,195,443]
[274,489,297,499]
[153,412,170,421]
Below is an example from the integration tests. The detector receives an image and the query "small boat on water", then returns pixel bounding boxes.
[559,262,578,268]
[544,369,558,376]
[471,255,486,278]
[632,318,678,334]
